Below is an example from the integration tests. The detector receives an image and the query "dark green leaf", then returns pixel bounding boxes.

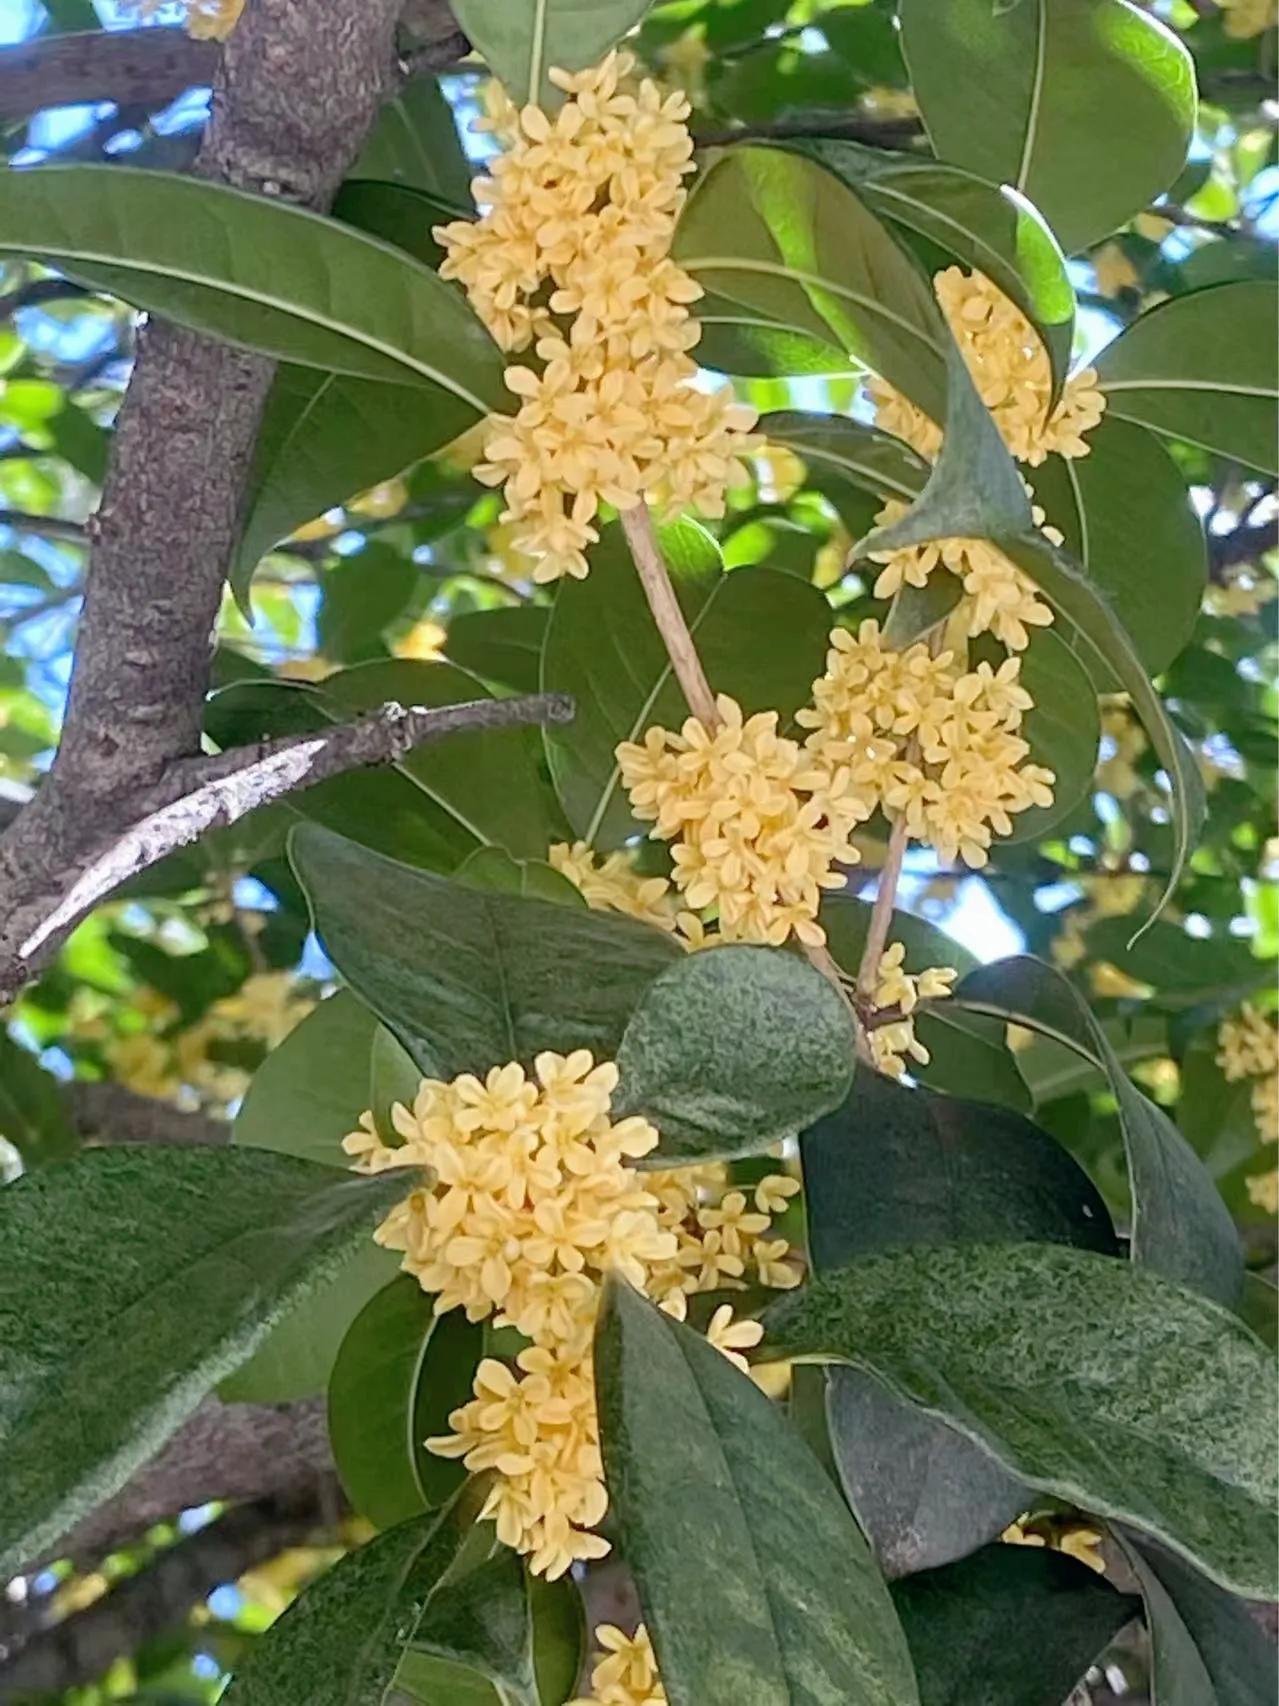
[542,519,831,847]
[1001,625,1100,842]
[899,0,1195,254]
[614,945,856,1163]
[316,545,421,664]
[891,1545,1139,1706]
[329,1280,479,1528]
[0,166,504,398]
[675,147,947,413]
[290,824,680,1078]
[1096,282,1278,474]
[763,1241,1278,1598]
[0,1146,405,1575]
[455,847,585,908]
[223,1497,478,1705]
[760,409,930,510]
[0,1030,75,1164]
[446,608,549,696]
[955,956,1244,1307]
[412,1546,539,1705]
[353,79,474,203]
[782,140,1075,394]
[452,0,654,104]
[596,1279,921,1706]
[1083,917,1263,1004]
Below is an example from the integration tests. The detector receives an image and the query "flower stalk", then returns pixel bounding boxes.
[621,505,719,728]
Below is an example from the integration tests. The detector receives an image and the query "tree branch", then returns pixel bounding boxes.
[0,1491,335,1699]
[693,113,923,149]
[1209,515,1278,576]
[0,27,216,125]
[69,1081,229,1148]
[5,693,574,994]
[0,0,455,1008]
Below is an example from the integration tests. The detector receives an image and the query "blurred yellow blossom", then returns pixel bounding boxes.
[395,619,447,661]
[1219,0,1278,38]
[121,0,242,38]
[1219,1005,1279,1157]
[657,24,712,106]
[1092,244,1139,298]
[1246,1169,1279,1215]
[436,53,758,581]
[618,693,867,947]
[347,478,409,520]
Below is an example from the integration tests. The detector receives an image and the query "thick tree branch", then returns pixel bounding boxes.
[0,1490,335,1699]
[0,0,453,1007]
[1209,515,1278,576]
[0,27,216,124]
[6,693,573,992]
[69,1081,229,1148]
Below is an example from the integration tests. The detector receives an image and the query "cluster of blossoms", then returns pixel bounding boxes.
[435,54,758,582]
[548,840,681,933]
[1217,1006,1279,1212]
[864,943,958,1080]
[799,623,1055,869]
[1219,0,1278,39]
[343,1052,798,1577]
[572,1623,666,1706]
[617,695,866,948]
[123,0,243,38]
[866,267,1106,655]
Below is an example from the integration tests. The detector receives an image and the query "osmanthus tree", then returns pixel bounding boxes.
[0,0,1275,1701]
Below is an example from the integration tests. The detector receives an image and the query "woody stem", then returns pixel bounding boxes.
[855,812,910,998]
[621,505,719,727]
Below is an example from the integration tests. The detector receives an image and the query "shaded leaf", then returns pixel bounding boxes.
[1096,281,1278,475]
[614,945,856,1163]
[446,607,549,696]
[596,1279,921,1706]
[0,1030,75,1165]
[764,1241,1278,1598]
[899,0,1195,254]
[955,956,1244,1307]
[456,847,584,908]
[0,1147,404,1575]
[453,0,654,104]
[354,78,474,202]
[760,409,930,510]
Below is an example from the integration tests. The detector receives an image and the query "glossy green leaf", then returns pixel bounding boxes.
[759,409,930,509]
[0,1146,405,1575]
[354,79,474,203]
[0,1029,76,1164]
[595,1279,921,1706]
[1030,416,1207,679]
[456,847,584,908]
[1083,917,1263,1004]
[614,945,856,1163]
[329,1280,480,1528]
[291,824,680,1078]
[0,166,504,399]
[223,1496,479,1705]
[316,545,421,664]
[675,147,947,412]
[542,518,831,847]
[764,1241,1278,1598]
[446,608,550,696]
[1001,626,1101,843]
[803,1070,1115,1577]
[955,955,1244,1307]
[899,0,1195,254]
[411,1547,540,1705]
[1096,281,1278,474]
[819,896,1030,1111]
[395,1571,582,1706]
[452,0,654,104]
[1121,1535,1279,1706]
[782,140,1075,395]
[891,1545,1139,1706]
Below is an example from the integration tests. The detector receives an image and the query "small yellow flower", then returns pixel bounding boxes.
[548,841,680,932]
[866,942,957,1079]
[394,619,447,662]
[705,1303,765,1373]
[1246,1168,1278,1215]
[571,1623,667,1706]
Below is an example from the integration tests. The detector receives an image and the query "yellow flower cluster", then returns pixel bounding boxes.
[1002,1518,1104,1575]
[571,1623,666,1706]
[1220,0,1278,39]
[548,841,680,932]
[798,623,1055,868]
[1096,704,1148,802]
[435,54,758,582]
[1218,1007,1279,1211]
[865,942,957,1079]
[617,694,866,947]
[869,267,1106,469]
[1205,567,1278,620]
[1049,868,1148,977]
[122,0,242,38]
[868,496,1061,653]
[344,1053,798,1577]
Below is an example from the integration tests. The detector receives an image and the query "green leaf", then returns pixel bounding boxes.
[446,608,550,696]
[223,1496,479,1705]
[1096,281,1279,474]
[1120,1535,1279,1706]
[1030,416,1207,679]
[290,824,680,1078]
[613,945,856,1163]
[781,140,1075,395]
[329,1279,480,1527]
[411,1547,540,1705]
[999,625,1100,843]
[452,0,654,105]
[890,1545,1139,1706]
[395,1571,582,1706]
[0,166,504,400]
[763,1241,1278,1598]
[803,1070,1115,1577]
[0,1029,75,1164]
[354,78,474,203]
[316,546,421,664]
[954,956,1244,1308]
[542,518,831,847]
[315,659,568,859]
[759,409,931,509]
[899,0,1195,254]
[372,1022,425,1141]
[455,847,585,908]
[818,896,1030,1111]
[1082,917,1263,1005]
[675,147,947,413]
[0,1146,405,1576]
[595,1279,921,1706]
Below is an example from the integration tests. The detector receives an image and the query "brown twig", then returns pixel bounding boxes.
[5,693,573,991]
[0,27,216,125]
[620,506,718,726]
[693,114,923,150]
[855,812,909,998]
[68,1081,229,1148]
